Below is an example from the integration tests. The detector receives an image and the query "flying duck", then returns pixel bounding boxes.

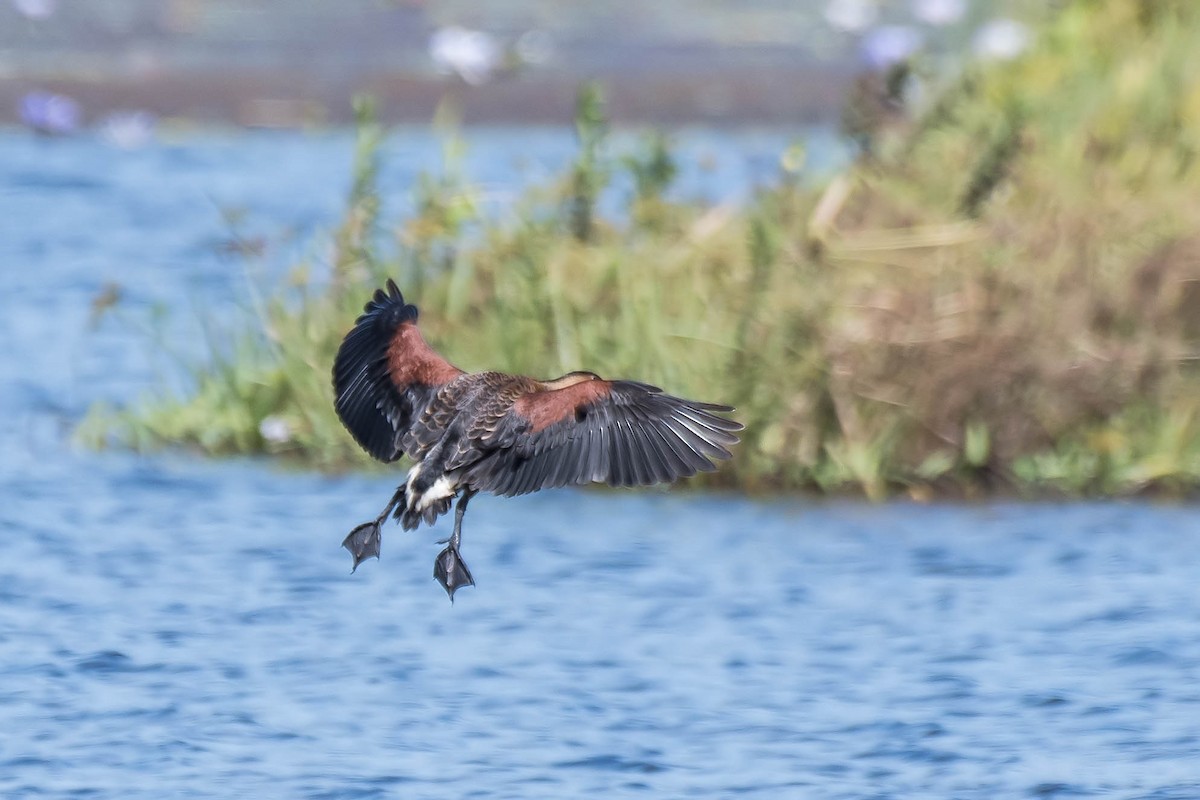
[332,280,742,599]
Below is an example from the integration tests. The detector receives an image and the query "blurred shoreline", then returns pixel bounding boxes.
[1,1,856,127]
[0,64,854,128]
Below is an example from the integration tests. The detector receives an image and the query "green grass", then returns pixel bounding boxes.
[81,0,1200,498]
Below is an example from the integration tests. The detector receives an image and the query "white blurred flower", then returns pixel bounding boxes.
[515,29,554,66]
[780,142,807,174]
[98,111,157,149]
[859,25,923,70]
[259,415,293,445]
[11,0,55,19]
[911,0,965,26]
[429,26,501,85]
[825,0,877,33]
[973,19,1031,61]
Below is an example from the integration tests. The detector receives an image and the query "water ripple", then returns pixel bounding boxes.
[553,754,667,773]
[3,130,1200,799]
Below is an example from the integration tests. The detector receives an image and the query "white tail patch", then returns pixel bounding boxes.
[406,464,458,513]
[405,463,423,493]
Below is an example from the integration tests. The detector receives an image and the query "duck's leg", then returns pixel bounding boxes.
[434,487,477,601]
[342,485,406,572]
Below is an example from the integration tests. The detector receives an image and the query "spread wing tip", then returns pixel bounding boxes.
[362,278,417,321]
[332,280,431,463]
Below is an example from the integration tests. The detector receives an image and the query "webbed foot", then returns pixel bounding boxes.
[433,545,475,601]
[342,520,382,572]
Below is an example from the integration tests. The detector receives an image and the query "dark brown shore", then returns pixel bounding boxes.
[1,0,855,127]
[0,64,853,128]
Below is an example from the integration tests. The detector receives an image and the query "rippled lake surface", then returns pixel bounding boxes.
[2,127,1199,799]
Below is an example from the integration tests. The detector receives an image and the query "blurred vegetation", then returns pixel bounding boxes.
[82,0,1200,498]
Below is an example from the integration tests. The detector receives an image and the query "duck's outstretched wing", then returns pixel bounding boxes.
[332,280,463,462]
[464,375,742,496]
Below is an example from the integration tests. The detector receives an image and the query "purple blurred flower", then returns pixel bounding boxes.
[11,0,56,19]
[18,91,81,135]
[973,19,1031,61]
[859,25,923,70]
[911,0,965,26]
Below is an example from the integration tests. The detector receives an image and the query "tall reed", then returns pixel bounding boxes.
[83,0,1200,497]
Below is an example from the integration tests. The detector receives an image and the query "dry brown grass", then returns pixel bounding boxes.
[84,0,1200,497]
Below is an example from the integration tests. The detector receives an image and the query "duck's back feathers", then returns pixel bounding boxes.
[463,374,743,496]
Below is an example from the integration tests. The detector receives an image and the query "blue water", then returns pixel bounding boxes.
[2,128,1199,799]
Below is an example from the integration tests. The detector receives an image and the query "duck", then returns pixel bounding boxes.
[332,280,742,599]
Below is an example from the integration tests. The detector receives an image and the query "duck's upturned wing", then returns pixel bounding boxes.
[465,377,742,496]
[332,280,463,462]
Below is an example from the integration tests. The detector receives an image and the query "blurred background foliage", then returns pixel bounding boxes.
[79,0,1200,498]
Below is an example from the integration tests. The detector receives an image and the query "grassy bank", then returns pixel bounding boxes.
[83,0,1200,498]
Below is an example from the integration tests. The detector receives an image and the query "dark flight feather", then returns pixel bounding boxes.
[332,288,741,496]
[332,279,463,462]
[462,379,742,497]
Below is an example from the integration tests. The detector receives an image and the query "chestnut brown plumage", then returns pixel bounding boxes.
[333,280,742,599]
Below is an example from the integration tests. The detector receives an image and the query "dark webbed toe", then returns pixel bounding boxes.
[434,546,475,601]
[343,521,382,572]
